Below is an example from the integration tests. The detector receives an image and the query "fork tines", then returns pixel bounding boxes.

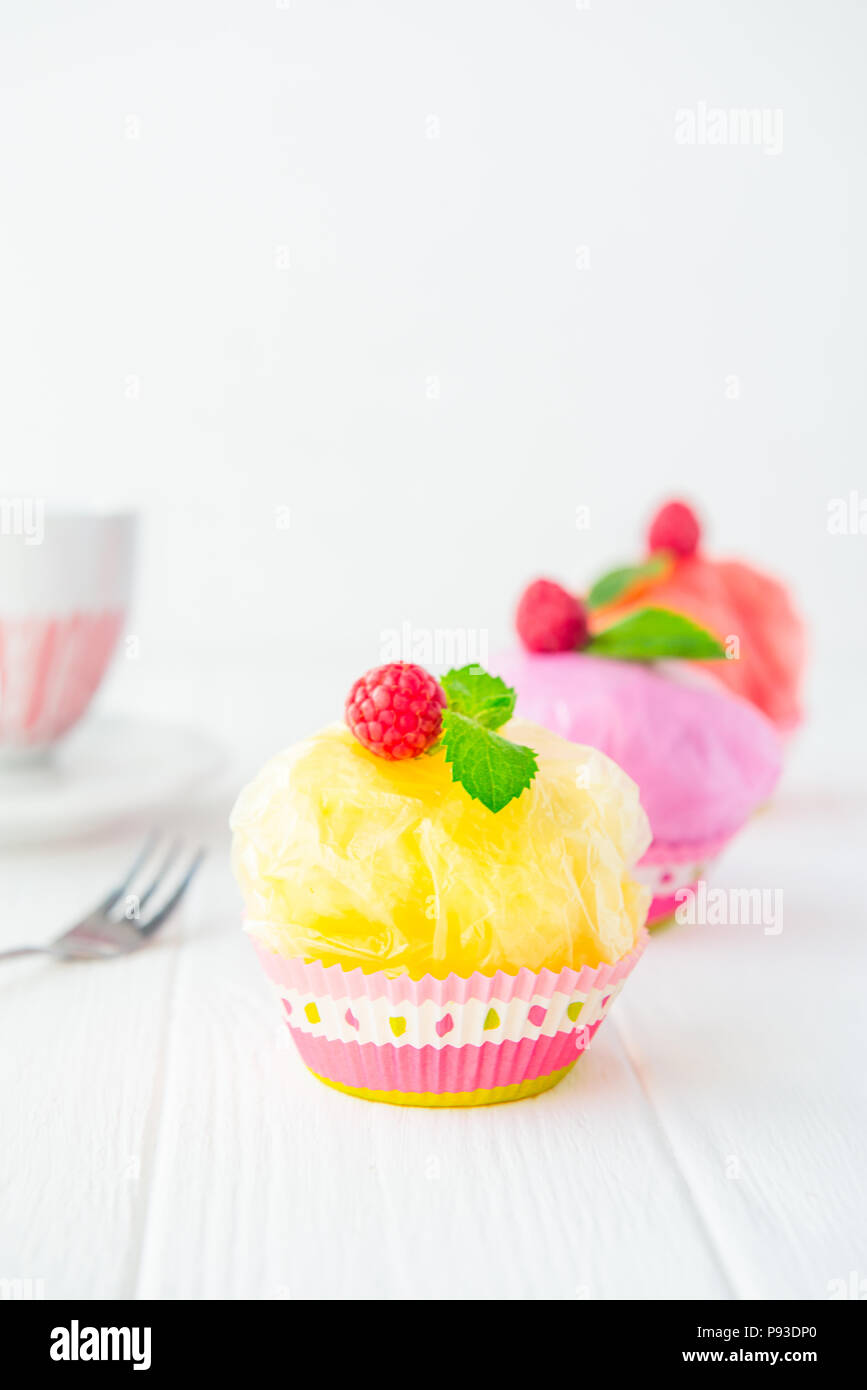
[101,835,206,935]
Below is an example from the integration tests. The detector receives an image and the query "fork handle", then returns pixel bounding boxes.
[0,946,49,962]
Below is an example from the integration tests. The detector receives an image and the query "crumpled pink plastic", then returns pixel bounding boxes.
[494,651,783,848]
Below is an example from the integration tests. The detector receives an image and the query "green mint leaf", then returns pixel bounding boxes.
[585,606,727,661]
[586,554,669,610]
[440,665,516,731]
[441,710,537,812]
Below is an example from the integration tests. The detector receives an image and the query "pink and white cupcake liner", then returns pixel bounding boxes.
[250,928,648,1107]
[635,832,733,926]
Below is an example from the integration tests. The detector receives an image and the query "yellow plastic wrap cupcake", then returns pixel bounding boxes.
[232,662,651,1106]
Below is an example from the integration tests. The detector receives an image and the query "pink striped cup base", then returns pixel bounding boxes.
[0,611,125,756]
[251,930,648,1107]
[636,834,732,927]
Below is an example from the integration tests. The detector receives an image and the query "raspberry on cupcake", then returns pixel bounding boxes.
[345,662,447,760]
[647,499,702,559]
[516,579,588,653]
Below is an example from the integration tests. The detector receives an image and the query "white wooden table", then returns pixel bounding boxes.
[1,650,865,1300]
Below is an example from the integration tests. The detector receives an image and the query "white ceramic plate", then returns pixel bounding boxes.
[0,716,225,845]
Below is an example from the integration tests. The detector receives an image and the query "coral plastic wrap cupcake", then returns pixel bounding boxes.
[231,662,652,1107]
[595,499,806,735]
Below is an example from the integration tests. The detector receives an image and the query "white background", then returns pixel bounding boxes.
[2,2,865,671]
[1,1,866,1302]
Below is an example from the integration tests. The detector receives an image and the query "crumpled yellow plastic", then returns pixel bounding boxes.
[230,719,651,978]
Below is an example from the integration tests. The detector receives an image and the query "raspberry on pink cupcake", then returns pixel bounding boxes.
[516,579,588,653]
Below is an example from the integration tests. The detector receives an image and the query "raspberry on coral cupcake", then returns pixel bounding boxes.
[231,662,652,1106]
[647,499,702,559]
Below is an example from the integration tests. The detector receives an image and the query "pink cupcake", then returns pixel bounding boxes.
[496,650,782,926]
[502,568,784,924]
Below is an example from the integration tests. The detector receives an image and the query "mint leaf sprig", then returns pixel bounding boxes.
[438,666,537,813]
[586,553,670,610]
[585,607,727,661]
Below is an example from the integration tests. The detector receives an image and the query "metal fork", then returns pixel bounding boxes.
[0,835,206,963]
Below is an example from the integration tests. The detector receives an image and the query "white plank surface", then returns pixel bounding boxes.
[1,654,865,1301]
